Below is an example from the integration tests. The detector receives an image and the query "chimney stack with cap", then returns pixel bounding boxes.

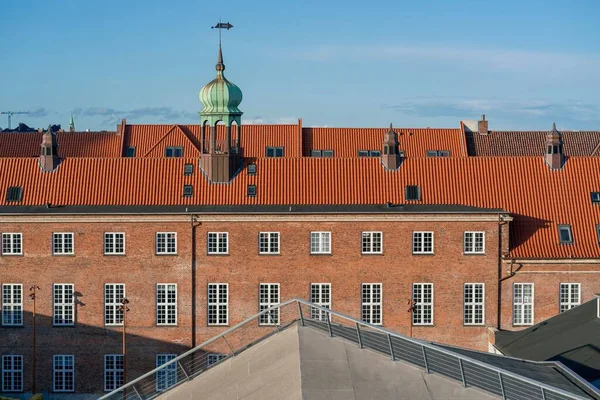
[545,122,565,170]
[478,115,489,135]
[381,123,402,170]
[39,125,61,172]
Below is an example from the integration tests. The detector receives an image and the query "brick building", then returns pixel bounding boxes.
[1,44,600,398]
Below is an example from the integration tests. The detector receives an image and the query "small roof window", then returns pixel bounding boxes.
[405,185,421,201]
[248,164,257,175]
[125,146,136,157]
[596,224,600,244]
[591,192,600,204]
[184,164,194,176]
[6,186,23,202]
[166,147,183,158]
[183,185,193,197]
[247,185,256,197]
[266,147,284,158]
[558,225,573,244]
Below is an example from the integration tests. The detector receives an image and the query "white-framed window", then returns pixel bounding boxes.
[156,232,177,254]
[52,233,74,255]
[361,283,382,325]
[1,355,23,392]
[104,354,123,392]
[464,232,485,254]
[208,283,228,325]
[259,283,280,325]
[207,232,228,255]
[156,354,177,391]
[559,283,580,313]
[513,283,534,325]
[413,283,433,325]
[104,284,125,326]
[2,284,23,326]
[53,355,75,392]
[53,284,74,326]
[412,232,434,254]
[1,233,22,255]
[104,233,125,255]
[157,284,177,325]
[464,283,485,325]
[310,283,331,321]
[361,232,382,254]
[259,232,280,254]
[207,354,226,367]
[310,231,331,254]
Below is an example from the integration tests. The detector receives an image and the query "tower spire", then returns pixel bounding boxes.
[69,113,75,132]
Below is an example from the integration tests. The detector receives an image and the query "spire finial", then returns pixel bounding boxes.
[212,20,233,73]
[552,122,557,131]
[389,122,393,130]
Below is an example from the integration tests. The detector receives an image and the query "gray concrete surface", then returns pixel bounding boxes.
[157,322,498,400]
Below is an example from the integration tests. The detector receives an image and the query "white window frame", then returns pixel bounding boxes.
[207,283,228,326]
[361,231,383,254]
[104,232,125,255]
[259,232,280,254]
[104,354,124,392]
[2,284,23,326]
[1,355,23,392]
[52,232,74,255]
[53,284,74,326]
[104,284,125,326]
[259,283,280,326]
[310,231,331,254]
[1,233,22,255]
[464,232,485,254]
[513,283,534,326]
[463,283,485,325]
[559,283,580,313]
[53,355,75,392]
[157,284,177,326]
[156,354,177,391]
[207,232,229,255]
[310,283,331,321]
[156,232,177,255]
[412,283,434,326]
[207,354,226,367]
[412,232,434,254]
[361,283,382,325]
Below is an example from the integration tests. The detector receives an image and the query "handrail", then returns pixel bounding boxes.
[99,298,596,400]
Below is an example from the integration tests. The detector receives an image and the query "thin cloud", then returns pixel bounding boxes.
[73,107,198,125]
[243,116,299,124]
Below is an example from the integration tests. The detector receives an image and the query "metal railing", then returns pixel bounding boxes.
[99,299,596,400]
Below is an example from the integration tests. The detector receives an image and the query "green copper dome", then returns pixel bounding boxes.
[199,46,243,114]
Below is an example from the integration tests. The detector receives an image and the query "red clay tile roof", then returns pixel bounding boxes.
[1,156,599,259]
[0,131,122,158]
[466,130,600,156]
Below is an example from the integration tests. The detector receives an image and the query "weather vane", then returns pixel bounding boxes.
[211,19,234,47]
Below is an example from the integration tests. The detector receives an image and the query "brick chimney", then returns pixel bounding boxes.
[545,122,565,170]
[39,125,60,172]
[381,123,402,170]
[478,114,489,135]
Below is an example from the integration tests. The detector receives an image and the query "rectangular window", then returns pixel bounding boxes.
[156,354,177,391]
[413,232,434,254]
[413,283,433,325]
[558,225,573,244]
[2,284,23,326]
[361,283,382,325]
[361,231,382,254]
[165,147,183,158]
[358,150,369,157]
[104,355,124,392]
[53,284,74,326]
[597,224,600,244]
[207,232,229,255]
[5,186,23,202]
[259,283,280,325]
[207,354,226,367]
[322,150,334,157]
[104,284,125,326]
[125,146,136,157]
[426,150,438,157]
[405,185,421,201]
[370,150,381,157]
[464,232,485,254]
[310,231,331,254]
[266,147,284,157]
[310,283,331,321]
[53,233,74,255]
[157,284,177,325]
[104,233,125,255]
[207,283,228,325]
[559,283,580,313]
[1,233,22,255]
[464,283,484,325]
[184,164,193,175]
[513,283,534,325]
[53,355,75,392]
[259,232,280,254]
[156,232,177,254]
[183,185,193,197]
[1,355,23,392]
[591,192,600,204]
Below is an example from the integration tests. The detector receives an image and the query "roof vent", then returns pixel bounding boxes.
[405,185,421,201]
[6,186,23,202]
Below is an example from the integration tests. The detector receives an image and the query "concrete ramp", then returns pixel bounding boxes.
[157,322,497,400]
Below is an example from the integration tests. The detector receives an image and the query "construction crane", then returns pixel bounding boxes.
[0,111,30,129]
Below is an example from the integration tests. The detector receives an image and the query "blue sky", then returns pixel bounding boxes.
[2,0,599,131]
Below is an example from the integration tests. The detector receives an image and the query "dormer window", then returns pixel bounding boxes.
[405,185,421,201]
[266,147,284,158]
[311,150,334,157]
[125,147,136,157]
[591,192,600,204]
[426,150,451,157]
[358,150,380,157]
[558,225,573,244]
[5,186,23,202]
[165,147,183,158]
[248,164,257,175]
